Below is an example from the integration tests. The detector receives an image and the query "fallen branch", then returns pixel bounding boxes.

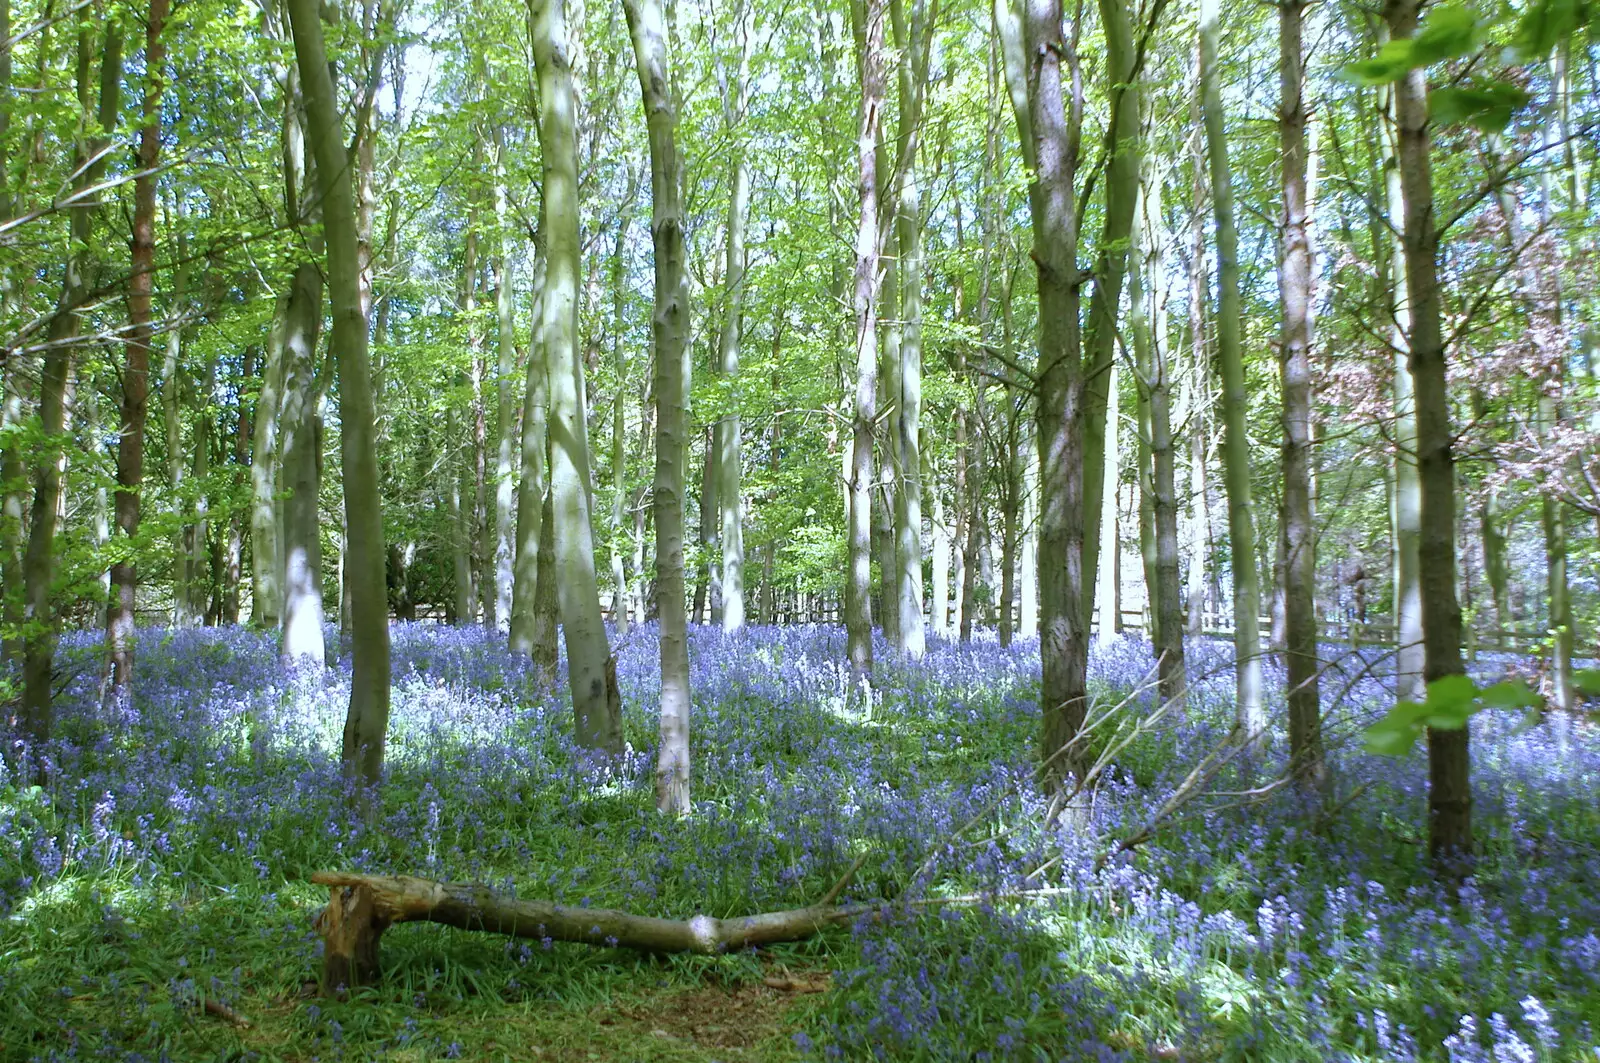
[201,996,253,1028]
[311,858,868,993]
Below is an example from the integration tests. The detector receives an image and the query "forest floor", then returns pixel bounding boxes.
[2,623,1598,1062]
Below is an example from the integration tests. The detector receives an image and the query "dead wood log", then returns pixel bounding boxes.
[310,860,866,993]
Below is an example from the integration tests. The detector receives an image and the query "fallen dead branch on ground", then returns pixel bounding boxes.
[311,856,868,992]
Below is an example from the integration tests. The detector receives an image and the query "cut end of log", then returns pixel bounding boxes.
[315,882,389,995]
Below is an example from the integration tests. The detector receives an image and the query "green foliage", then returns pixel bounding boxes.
[1345,3,1482,83]
[1512,0,1596,58]
[1430,81,1531,132]
[1364,675,1540,755]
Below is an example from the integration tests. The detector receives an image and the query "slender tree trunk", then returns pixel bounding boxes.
[999,0,1089,787]
[1095,360,1119,642]
[252,296,288,629]
[287,0,392,785]
[890,0,927,657]
[493,128,520,631]
[846,0,885,683]
[1078,0,1141,631]
[109,0,169,690]
[1199,0,1264,742]
[1183,169,1210,637]
[1386,0,1469,865]
[1019,438,1039,639]
[1381,65,1425,704]
[1279,0,1322,786]
[930,457,949,637]
[162,245,196,625]
[530,0,621,752]
[1,361,24,667]
[717,17,751,635]
[279,260,326,664]
[609,206,632,634]
[1133,168,1185,705]
[626,0,693,810]
[190,352,217,622]
[222,345,254,624]
[22,27,122,740]
[959,384,984,641]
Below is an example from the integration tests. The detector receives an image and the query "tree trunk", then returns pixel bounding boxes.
[1386,0,1470,866]
[1183,180,1210,637]
[625,0,694,812]
[109,0,169,691]
[1380,62,1425,705]
[959,385,984,641]
[890,0,927,658]
[287,0,392,785]
[1132,168,1184,705]
[493,129,520,632]
[222,345,255,625]
[1,361,24,668]
[1019,438,1039,640]
[1278,0,1322,786]
[190,352,217,623]
[930,458,949,638]
[530,0,621,752]
[511,230,548,657]
[846,0,885,684]
[716,19,751,635]
[1094,360,1119,642]
[22,27,122,741]
[1077,0,1141,633]
[279,260,326,665]
[1198,0,1264,742]
[1000,0,1089,788]
[609,206,632,634]
[251,296,288,629]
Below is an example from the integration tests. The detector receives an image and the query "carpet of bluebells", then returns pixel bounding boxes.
[2,622,1598,1062]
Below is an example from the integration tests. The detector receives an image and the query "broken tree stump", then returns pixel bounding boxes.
[309,863,866,993]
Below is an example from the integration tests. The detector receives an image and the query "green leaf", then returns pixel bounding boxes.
[1513,0,1589,59]
[1364,700,1430,755]
[1411,4,1484,65]
[1479,678,1540,710]
[1346,4,1484,83]
[1424,674,1478,714]
[1346,40,1416,84]
[1365,723,1423,756]
[1431,82,1531,132]
[1573,668,1600,698]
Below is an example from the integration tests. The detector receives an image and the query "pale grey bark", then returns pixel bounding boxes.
[1198,0,1264,740]
[846,0,886,682]
[1380,64,1424,704]
[716,12,752,635]
[930,457,949,637]
[1279,0,1322,785]
[493,128,519,631]
[287,0,392,785]
[999,0,1090,787]
[278,260,326,665]
[609,206,632,634]
[890,0,927,657]
[625,0,693,811]
[1094,360,1119,642]
[251,296,288,628]
[1132,170,1184,705]
[531,0,622,752]
[1078,0,1141,632]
